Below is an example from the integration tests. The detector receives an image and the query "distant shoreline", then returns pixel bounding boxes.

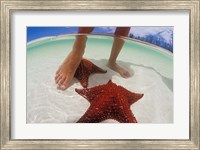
[27,34,173,56]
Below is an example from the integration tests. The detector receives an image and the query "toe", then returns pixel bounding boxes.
[59,78,71,90]
[124,71,131,78]
[58,76,66,86]
[121,71,131,78]
[55,73,61,80]
[55,74,63,84]
[121,73,128,78]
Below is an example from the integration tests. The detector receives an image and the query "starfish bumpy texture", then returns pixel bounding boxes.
[75,80,144,123]
[74,59,107,88]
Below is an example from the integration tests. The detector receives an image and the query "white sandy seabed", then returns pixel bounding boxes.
[27,36,173,123]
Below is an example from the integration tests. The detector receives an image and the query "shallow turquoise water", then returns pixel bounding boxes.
[27,35,173,78]
[27,35,173,123]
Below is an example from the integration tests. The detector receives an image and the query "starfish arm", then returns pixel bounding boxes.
[75,80,111,103]
[77,106,108,123]
[75,88,97,103]
[92,65,107,74]
[127,93,144,105]
[74,59,107,88]
[113,109,138,123]
[78,74,89,88]
[107,95,138,123]
[77,94,116,123]
[83,58,107,73]
[117,85,144,105]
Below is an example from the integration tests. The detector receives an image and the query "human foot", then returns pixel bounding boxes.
[107,61,131,78]
[55,52,82,90]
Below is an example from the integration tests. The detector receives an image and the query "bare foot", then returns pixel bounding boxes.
[55,51,82,90]
[107,61,131,78]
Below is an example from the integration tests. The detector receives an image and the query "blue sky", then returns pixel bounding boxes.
[27,27,79,42]
[27,27,173,41]
[27,27,173,52]
[27,27,117,42]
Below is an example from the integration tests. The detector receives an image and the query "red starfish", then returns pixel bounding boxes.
[74,59,107,88]
[75,80,144,123]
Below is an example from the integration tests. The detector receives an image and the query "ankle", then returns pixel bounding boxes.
[108,59,116,65]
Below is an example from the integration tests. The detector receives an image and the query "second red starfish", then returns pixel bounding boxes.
[74,59,107,88]
[75,80,144,123]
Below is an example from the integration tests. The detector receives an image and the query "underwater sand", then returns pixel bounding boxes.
[27,35,173,123]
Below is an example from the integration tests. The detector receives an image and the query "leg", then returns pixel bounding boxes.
[107,27,131,78]
[55,27,94,90]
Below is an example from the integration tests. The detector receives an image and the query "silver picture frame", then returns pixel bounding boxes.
[0,0,199,149]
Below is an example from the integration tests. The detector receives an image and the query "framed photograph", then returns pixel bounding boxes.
[1,0,199,149]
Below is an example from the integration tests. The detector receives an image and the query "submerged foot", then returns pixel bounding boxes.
[107,61,131,78]
[55,52,82,90]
